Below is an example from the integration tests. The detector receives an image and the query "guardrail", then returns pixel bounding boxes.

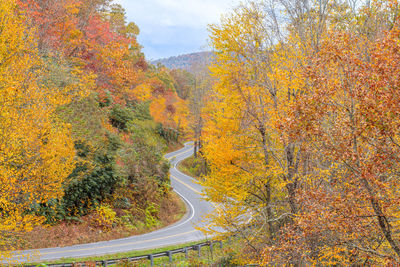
[25,240,223,267]
[25,224,261,266]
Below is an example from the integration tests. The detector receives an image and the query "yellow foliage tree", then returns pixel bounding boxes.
[203,0,303,247]
[201,0,331,264]
[0,0,76,261]
[173,97,190,135]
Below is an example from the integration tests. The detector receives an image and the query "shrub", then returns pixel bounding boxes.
[62,136,121,216]
[156,123,180,142]
[93,204,116,230]
[62,155,119,216]
[128,100,152,121]
[144,203,159,228]
[109,105,134,130]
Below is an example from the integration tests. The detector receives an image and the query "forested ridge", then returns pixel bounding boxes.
[0,0,193,259]
[152,51,214,73]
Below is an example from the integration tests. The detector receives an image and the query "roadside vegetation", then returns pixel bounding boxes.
[177,155,208,180]
[17,192,186,249]
[26,237,245,267]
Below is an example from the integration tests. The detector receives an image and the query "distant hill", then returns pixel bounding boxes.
[151,51,214,73]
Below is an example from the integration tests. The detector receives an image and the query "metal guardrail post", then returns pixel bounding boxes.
[219,240,223,248]
[148,254,154,266]
[197,245,201,257]
[167,251,172,263]
[210,242,213,253]
[184,247,188,259]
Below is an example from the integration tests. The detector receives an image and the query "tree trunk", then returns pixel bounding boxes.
[259,125,274,237]
[361,177,400,259]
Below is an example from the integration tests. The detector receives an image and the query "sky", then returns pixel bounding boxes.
[114,0,240,60]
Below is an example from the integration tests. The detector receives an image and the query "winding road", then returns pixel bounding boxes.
[10,142,215,264]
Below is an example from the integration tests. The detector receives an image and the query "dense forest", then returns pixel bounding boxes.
[3,0,400,265]
[193,0,400,265]
[0,0,195,258]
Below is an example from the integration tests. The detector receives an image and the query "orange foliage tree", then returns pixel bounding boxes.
[202,0,400,265]
[282,24,400,266]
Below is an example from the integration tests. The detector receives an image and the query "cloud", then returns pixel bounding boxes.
[114,0,240,59]
[152,0,234,26]
[116,0,236,27]
[140,25,210,59]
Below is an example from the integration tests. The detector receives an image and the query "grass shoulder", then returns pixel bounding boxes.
[27,236,245,267]
[165,141,185,153]
[25,241,202,266]
[177,155,208,180]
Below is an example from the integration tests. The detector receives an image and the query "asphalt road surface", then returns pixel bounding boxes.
[10,142,215,264]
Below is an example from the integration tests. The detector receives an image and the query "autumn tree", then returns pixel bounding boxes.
[201,2,314,262]
[169,69,195,100]
[0,0,77,259]
[201,0,400,265]
[275,3,400,264]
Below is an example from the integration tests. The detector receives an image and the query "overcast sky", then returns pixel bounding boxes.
[114,0,240,60]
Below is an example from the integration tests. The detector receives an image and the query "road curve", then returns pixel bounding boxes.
[10,142,215,264]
